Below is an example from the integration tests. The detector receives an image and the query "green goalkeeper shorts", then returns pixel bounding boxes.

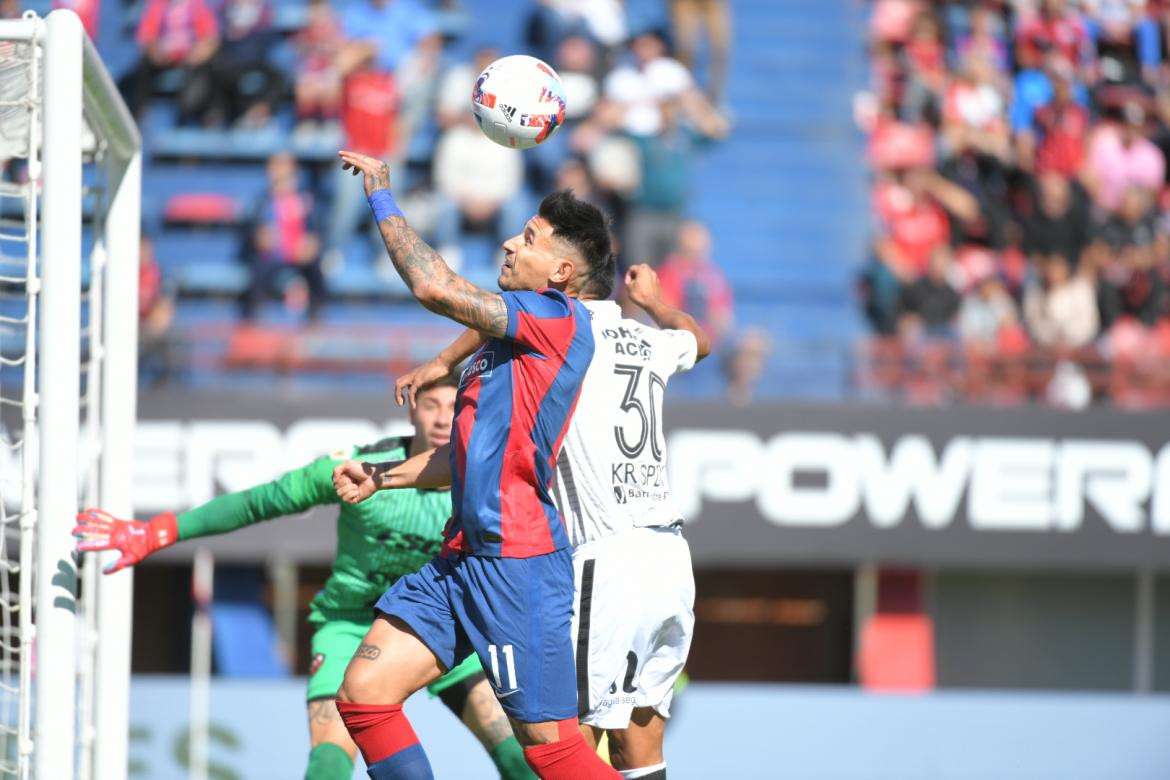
[306,618,486,701]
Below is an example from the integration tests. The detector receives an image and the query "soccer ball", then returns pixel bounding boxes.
[471,55,567,150]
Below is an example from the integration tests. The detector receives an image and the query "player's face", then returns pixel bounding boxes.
[410,385,457,448]
[500,216,575,292]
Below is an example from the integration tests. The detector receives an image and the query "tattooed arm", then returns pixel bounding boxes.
[337,150,508,338]
[332,444,453,504]
[376,216,508,337]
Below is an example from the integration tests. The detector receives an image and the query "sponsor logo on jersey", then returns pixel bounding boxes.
[309,653,325,676]
[616,486,669,503]
[610,459,671,506]
[611,462,668,490]
[460,351,495,386]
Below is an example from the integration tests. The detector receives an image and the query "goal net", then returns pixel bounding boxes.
[0,10,140,780]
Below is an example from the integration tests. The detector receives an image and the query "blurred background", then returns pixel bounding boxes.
[9,0,1170,776]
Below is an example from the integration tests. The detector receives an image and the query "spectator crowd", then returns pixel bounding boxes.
[860,0,1170,404]
[97,0,753,400]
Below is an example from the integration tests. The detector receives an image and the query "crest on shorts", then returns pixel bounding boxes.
[309,653,325,676]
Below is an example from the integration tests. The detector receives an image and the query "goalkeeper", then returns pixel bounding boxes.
[72,375,535,780]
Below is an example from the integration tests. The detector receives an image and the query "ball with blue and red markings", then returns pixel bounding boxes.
[471,54,567,150]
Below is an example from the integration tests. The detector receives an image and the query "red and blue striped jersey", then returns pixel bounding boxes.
[443,288,595,558]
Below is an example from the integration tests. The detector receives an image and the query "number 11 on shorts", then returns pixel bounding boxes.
[487,644,518,691]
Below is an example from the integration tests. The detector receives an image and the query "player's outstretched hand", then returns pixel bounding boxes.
[338,150,392,198]
[72,509,179,574]
[395,358,451,409]
[333,460,378,504]
[625,263,663,311]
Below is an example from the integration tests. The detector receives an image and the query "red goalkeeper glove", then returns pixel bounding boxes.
[73,508,179,574]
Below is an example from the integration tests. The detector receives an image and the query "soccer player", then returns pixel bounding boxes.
[72,377,536,780]
[376,263,710,780]
[331,150,619,779]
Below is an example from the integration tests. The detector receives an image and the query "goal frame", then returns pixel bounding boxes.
[0,9,140,779]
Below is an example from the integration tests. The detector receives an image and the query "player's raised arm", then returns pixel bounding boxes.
[625,263,713,361]
[395,328,485,408]
[337,150,508,337]
[333,443,453,503]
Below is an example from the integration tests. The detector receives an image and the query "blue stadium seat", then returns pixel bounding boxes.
[152,231,243,284]
[684,0,869,398]
[146,163,270,202]
[173,299,240,326]
[176,262,250,295]
[457,235,500,276]
[210,568,289,678]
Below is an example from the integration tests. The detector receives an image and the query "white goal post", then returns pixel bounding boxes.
[0,9,140,779]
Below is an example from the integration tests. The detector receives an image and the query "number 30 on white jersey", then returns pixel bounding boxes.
[553,300,698,546]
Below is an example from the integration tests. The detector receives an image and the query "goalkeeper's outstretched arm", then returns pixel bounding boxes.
[74,457,340,573]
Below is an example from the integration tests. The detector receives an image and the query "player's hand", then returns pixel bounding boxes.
[625,264,663,310]
[333,460,378,504]
[72,509,178,574]
[338,150,392,198]
[395,358,452,408]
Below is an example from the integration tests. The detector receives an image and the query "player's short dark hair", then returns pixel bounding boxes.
[539,189,616,299]
[416,372,460,397]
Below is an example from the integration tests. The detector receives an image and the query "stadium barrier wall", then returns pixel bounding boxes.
[28,391,1166,570]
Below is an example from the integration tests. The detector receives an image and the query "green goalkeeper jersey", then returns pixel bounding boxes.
[175,435,451,623]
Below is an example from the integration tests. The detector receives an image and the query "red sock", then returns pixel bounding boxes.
[335,701,419,765]
[523,730,621,779]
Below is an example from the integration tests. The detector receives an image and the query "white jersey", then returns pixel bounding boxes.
[554,300,698,546]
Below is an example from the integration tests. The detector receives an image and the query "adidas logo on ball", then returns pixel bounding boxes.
[469,54,567,149]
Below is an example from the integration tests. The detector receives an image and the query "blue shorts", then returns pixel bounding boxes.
[375,548,577,723]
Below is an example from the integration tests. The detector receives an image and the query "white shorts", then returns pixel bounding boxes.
[570,526,695,730]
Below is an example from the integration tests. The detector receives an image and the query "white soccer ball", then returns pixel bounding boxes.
[471,54,567,150]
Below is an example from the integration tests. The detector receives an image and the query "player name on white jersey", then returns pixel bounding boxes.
[554,300,698,546]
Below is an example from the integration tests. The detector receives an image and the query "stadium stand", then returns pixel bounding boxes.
[858,0,1170,408]
[25,0,871,402]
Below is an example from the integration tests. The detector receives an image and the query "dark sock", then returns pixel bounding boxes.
[304,742,353,780]
[490,736,538,780]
